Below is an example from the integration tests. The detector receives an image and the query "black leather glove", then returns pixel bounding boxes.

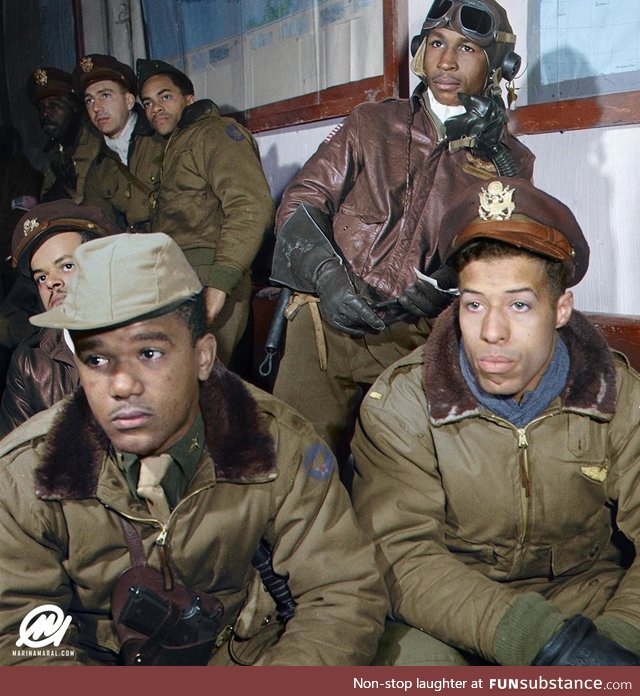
[395,265,458,318]
[271,204,384,336]
[533,615,640,666]
[315,258,385,337]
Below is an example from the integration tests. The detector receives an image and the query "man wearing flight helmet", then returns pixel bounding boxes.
[270,0,535,479]
[411,0,523,174]
[412,0,521,96]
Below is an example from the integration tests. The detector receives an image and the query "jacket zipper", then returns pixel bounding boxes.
[516,428,531,549]
[105,483,214,589]
[487,410,561,546]
[160,127,180,178]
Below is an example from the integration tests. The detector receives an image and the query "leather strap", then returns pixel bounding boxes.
[286,293,328,371]
[102,148,155,198]
[118,516,174,590]
[118,517,147,567]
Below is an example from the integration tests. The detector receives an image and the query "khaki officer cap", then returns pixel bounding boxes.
[30,233,202,330]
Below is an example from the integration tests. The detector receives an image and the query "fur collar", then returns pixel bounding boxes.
[424,303,618,425]
[35,361,277,499]
[177,99,219,130]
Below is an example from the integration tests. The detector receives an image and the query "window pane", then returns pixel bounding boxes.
[140,0,383,113]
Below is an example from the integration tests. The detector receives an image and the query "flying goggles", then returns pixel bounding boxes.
[423,0,516,48]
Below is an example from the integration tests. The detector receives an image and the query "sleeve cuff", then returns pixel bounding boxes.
[206,263,243,295]
[595,615,640,655]
[493,593,566,665]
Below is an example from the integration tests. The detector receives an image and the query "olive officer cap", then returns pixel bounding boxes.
[30,233,203,331]
[12,200,120,277]
[438,177,590,286]
[136,58,194,95]
[72,54,137,96]
[27,67,74,105]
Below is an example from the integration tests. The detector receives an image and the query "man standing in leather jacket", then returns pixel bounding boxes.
[137,59,274,368]
[0,200,118,436]
[270,0,535,479]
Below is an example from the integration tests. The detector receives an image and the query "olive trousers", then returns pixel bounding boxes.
[273,299,431,469]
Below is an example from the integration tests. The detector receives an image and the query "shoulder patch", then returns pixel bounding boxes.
[225,124,246,142]
[303,442,335,481]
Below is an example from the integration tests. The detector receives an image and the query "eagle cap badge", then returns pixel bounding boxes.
[80,56,93,73]
[478,181,515,221]
[34,68,48,86]
[23,218,40,236]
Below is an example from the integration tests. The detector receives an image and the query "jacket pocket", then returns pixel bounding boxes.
[550,511,611,577]
[566,417,609,461]
[228,569,283,665]
[445,534,499,567]
[333,211,385,266]
[97,182,116,200]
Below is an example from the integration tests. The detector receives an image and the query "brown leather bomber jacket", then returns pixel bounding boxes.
[0,327,77,437]
[276,87,535,298]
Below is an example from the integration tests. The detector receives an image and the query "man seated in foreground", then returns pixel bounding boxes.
[352,176,640,666]
[0,232,386,665]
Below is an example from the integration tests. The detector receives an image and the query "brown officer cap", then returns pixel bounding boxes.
[439,177,589,286]
[12,200,120,277]
[27,67,74,105]
[136,58,194,95]
[72,54,137,96]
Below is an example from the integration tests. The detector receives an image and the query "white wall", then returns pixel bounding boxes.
[254,0,640,316]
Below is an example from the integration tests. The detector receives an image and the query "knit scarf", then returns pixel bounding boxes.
[459,337,570,428]
[425,88,466,124]
[104,110,137,165]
